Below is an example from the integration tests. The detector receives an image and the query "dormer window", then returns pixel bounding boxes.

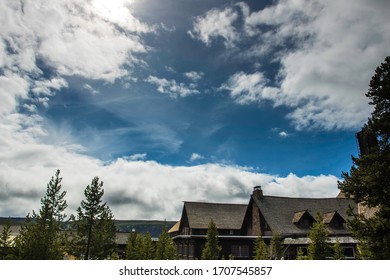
[292,210,315,228]
[323,211,346,229]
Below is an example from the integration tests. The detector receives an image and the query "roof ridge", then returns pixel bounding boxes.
[183,201,247,206]
[259,195,352,200]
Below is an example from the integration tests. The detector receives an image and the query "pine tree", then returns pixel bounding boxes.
[155,226,176,260]
[270,231,283,259]
[332,239,345,260]
[15,170,67,259]
[338,56,390,259]
[142,231,156,260]
[253,234,269,260]
[0,219,14,259]
[201,219,221,260]
[125,232,144,260]
[296,247,308,260]
[71,177,116,260]
[307,213,331,260]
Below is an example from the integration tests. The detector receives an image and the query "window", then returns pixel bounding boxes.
[231,245,249,258]
[183,227,190,235]
[178,244,183,257]
[343,247,355,259]
[189,244,194,258]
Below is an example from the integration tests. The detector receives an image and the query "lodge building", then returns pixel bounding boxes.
[169,186,358,260]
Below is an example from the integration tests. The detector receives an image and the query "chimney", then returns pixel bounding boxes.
[253,186,263,199]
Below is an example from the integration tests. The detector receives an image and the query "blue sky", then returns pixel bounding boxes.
[1,0,389,219]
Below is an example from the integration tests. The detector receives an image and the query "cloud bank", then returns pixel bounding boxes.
[0,150,340,220]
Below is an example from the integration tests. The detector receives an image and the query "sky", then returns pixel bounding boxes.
[1,0,389,220]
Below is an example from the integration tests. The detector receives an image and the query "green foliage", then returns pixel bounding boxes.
[201,219,221,260]
[0,219,15,259]
[296,247,308,260]
[155,226,176,260]
[71,177,116,260]
[270,231,283,259]
[253,234,269,260]
[125,232,143,259]
[143,231,156,260]
[14,170,67,259]
[125,231,156,260]
[307,213,331,260]
[332,239,345,260]
[338,56,390,259]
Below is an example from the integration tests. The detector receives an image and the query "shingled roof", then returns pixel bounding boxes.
[252,195,356,235]
[183,201,247,230]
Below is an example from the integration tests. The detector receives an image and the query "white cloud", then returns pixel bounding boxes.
[188,5,239,48]
[0,133,341,220]
[198,0,390,130]
[219,71,280,105]
[0,0,152,85]
[124,153,148,161]
[83,84,100,95]
[91,0,155,34]
[145,75,200,98]
[184,71,204,82]
[190,153,204,162]
[279,131,289,138]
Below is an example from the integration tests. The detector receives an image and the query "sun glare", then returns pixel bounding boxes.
[92,0,134,24]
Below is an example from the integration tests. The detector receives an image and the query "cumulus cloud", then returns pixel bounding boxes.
[190,153,204,162]
[125,153,148,161]
[188,5,239,48]
[193,0,390,130]
[145,75,199,98]
[219,71,280,105]
[0,139,341,220]
[0,0,152,88]
[279,131,289,138]
[184,71,204,82]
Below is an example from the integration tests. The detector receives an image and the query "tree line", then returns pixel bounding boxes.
[0,170,177,260]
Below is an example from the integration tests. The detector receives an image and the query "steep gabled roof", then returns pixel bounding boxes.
[168,221,180,233]
[292,210,310,224]
[323,211,344,224]
[183,201,247,230]
[252,195,356,235]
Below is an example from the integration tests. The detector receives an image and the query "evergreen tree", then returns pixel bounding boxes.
[142,231,156,260]
[72,177,116,260]
[332,239,345,260]
[270,231,283,259]
[15,170,67,259]
[155,226,177,260]
[0,219,14,259]
[307,213,331,260]
[338,56,390,259]
[201,219,221,260]
[296,247,308,260]
[253,234,269,260]
[125,232,144,260]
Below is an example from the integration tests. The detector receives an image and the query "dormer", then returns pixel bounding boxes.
[323,211,346,229]
[292,210,315,228]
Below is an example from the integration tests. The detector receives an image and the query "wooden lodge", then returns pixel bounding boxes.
[169,186,358,260]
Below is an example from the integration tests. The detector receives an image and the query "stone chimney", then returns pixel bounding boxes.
[252,185,263,199]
